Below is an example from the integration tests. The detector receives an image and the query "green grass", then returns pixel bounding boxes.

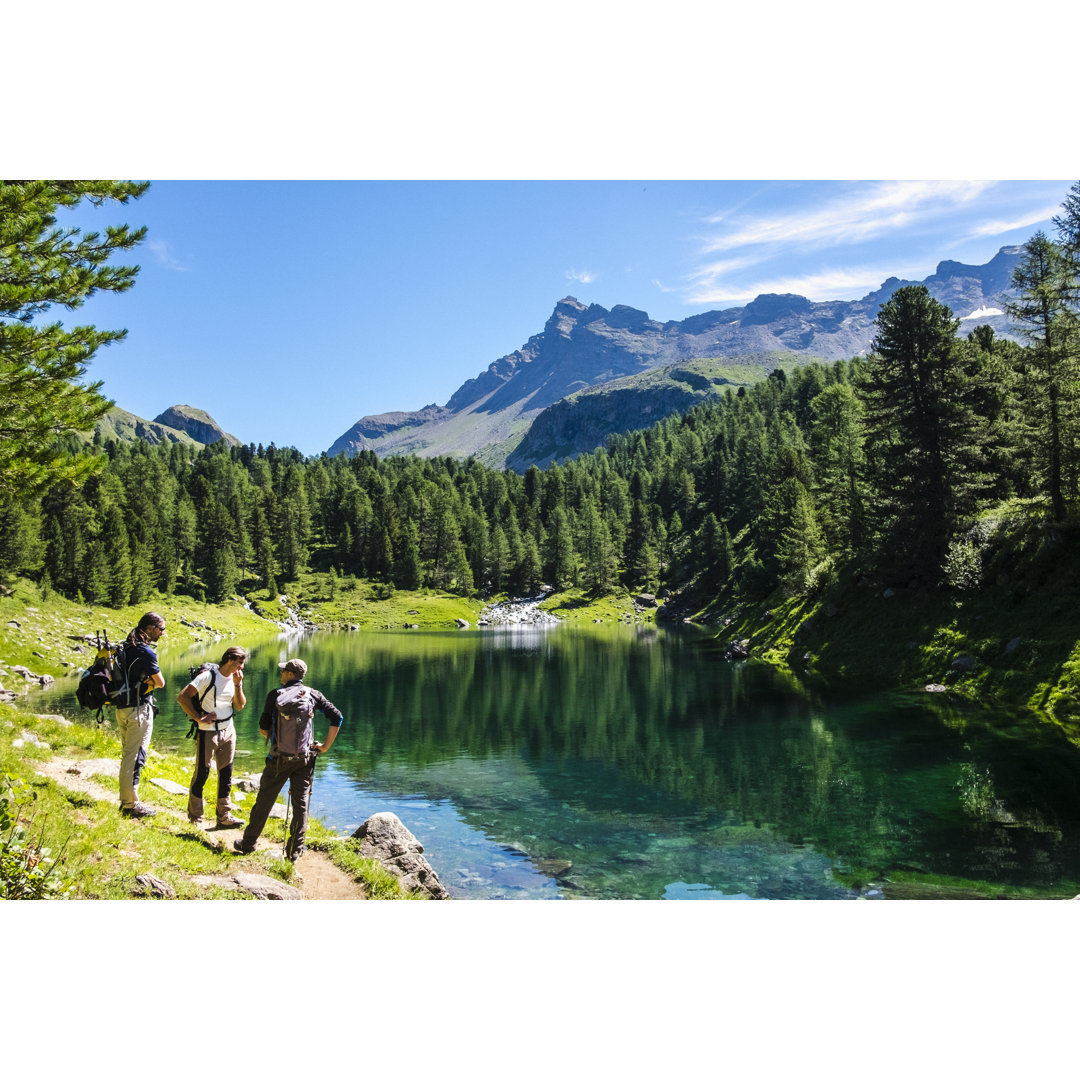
[540,587,662,624]
[0,703,403,900]
[243,567,486,631]
[0,577,282,681]
[830,862,1079,900]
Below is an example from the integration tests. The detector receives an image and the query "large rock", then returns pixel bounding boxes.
[134,873,177,899]
[351,812,450,899]
[230,872,302,900]
[11,665,54,688]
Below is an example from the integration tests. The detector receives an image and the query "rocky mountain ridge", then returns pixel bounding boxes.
[328,245,1024,470]
[88,404,240,448]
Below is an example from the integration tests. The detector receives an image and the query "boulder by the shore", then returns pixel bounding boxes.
[351,812,450,899]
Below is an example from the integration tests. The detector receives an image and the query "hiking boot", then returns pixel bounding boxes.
[122,803,157,819]
[232,839,254,855]
[216,812,244,828]
[187,813,203,825]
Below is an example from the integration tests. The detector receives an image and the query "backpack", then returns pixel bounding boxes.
[272,682,316,757]
[75,632,133,721]
[184,663,221,739]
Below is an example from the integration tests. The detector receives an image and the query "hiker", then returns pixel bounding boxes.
[176,645,248,828]
[233,658,342,862]
[117,612,167,818]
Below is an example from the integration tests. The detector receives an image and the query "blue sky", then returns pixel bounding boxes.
[56,179,1071,456]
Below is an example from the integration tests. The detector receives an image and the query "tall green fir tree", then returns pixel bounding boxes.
[859,285,987,583]
[0,181,148,496]
[1006,230,1079,520]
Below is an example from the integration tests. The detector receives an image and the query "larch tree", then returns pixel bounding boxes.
[860,285,984,583]
[0,180,148,496]
[1005,231,1077,521]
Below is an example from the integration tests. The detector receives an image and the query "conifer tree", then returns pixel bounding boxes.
[859,285,985,582]
[395,520,423,590]
[1006,231,1079,520]
[544,504,576,589]
[0,181,148,496]
[580,500,618,595]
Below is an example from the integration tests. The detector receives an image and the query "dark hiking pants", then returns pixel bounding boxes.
[187,724,236,821]
[237,751,317,860]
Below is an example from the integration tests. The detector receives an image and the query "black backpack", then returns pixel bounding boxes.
[75,632,130,721]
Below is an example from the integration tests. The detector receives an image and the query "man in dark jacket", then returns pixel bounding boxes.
[117,612,167,818]
[232,658,342,862]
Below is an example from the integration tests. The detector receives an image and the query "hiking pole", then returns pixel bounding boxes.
[282,784,291,860]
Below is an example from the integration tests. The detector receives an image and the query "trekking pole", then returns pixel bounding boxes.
[282,786,291,860]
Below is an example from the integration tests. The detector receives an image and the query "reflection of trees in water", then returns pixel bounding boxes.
[302,630,1080,887]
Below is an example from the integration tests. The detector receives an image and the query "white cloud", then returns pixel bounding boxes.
[685,181,1007,307]
[686,261,933,305]
[964,205,1059,240]
[565,268,596,284]
[687,254,763,282]
[149,239,188,271]
[701,180,996,256]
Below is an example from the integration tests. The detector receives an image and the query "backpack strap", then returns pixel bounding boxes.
[193,666,233,730]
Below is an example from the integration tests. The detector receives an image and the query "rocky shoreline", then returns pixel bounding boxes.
[478,595,561,627]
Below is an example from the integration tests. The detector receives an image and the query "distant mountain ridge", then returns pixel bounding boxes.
[88,404,240,448]
[327,245,1024,470]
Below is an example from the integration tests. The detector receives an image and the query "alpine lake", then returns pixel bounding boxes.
[37,621,1080,900]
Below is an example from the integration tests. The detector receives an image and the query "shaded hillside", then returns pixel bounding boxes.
[327,246,1024,469]
[506,355,801,470]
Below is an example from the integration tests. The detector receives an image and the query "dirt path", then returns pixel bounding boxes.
[34,755,366,900]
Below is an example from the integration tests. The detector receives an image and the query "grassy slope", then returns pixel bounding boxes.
[684,504,1080,745]
[0,574,487,685]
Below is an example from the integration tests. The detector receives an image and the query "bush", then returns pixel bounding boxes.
[0,775,73,899]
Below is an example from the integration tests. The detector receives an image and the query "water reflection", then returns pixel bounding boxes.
[38,624,1080,899]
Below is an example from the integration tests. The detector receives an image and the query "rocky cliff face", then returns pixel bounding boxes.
[326,404,451,458]
[328,245,1023,470]
[152,405,240,446]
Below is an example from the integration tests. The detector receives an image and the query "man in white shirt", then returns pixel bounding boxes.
[177,646,248,828]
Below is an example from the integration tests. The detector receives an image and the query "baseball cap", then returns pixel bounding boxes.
[278,658,308,678]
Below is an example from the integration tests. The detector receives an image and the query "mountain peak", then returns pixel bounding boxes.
[152,405,239,446]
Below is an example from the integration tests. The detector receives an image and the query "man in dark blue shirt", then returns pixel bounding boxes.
[117,612,166,818]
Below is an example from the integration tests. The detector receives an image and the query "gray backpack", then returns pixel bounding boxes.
[273,682,316,756]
